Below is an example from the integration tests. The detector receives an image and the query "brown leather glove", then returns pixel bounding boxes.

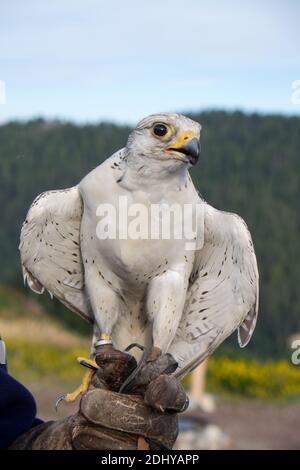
[10,374,188,450]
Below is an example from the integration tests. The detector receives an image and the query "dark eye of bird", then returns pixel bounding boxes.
[153,124,168,137]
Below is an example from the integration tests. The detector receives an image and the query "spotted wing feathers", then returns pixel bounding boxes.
[19,187,92,322]
[170,203,259,378]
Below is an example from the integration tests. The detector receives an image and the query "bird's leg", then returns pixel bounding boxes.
[121,269,187,395]
[55,357,99,409]
[146,270,187,357]
[84,279,139,391]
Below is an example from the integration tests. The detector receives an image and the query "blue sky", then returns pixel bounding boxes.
[0,0,299,124]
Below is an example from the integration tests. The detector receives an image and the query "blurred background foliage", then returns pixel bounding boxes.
[1,111,299,360]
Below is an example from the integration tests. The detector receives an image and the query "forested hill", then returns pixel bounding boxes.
[0,111,299,358]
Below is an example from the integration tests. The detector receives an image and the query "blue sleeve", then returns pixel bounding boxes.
[0,363,43,449]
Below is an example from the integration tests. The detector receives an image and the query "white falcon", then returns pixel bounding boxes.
[20,113,259,400]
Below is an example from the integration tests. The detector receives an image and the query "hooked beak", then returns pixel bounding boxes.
[166,134,201,165]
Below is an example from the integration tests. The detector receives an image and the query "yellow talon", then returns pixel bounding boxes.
[64,369,95,402]
[55,356,99,409]
[77,356,99,370]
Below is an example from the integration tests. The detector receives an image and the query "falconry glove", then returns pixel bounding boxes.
[10,372,187,450]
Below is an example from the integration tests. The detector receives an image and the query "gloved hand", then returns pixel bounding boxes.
[10,370,188,450]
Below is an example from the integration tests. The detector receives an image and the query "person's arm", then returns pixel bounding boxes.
[0,338,42,449]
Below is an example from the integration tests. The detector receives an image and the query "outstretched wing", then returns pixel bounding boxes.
[19,187,92,322]
[170,203,259,379]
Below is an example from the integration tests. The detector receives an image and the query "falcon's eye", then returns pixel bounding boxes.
[153,123,168,137]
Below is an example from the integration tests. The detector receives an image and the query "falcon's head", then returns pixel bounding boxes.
[127,113,201,170]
